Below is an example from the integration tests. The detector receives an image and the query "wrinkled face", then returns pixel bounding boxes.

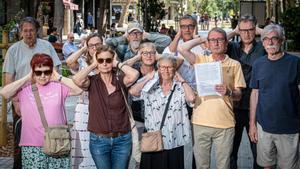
[140,47,156,66]
[21,22,37,47]
[96,51,114,73]
[262,31,283,56]
[128,30,143,43]
[158,59,175,81]
[180,19,196,41]
[68,34,75,43]
[33,66,52,86]
[239,21,256,45]
[87,37,103,56]
[207,31,227,55]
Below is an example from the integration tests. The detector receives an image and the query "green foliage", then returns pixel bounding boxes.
[61,65,72,77]
[189,0,238,17]
[139,0,167,32]
[281,6,300,51]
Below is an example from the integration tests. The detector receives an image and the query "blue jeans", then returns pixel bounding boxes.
[89,132,132,169]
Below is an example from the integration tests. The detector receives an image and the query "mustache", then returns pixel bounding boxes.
[266,45,279,49]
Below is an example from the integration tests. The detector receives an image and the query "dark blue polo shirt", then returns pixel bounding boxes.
[250,53,300,134]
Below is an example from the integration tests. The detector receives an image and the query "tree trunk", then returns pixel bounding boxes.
[97,0,109,36]
[117,0,132,27]
[53,0,64,41]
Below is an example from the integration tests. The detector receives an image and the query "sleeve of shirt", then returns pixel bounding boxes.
[60,83,70,100]
[249,62,258,89]
[106,36,126,48]
[146,33,171,53]
[3,47,16,75]
[234,62,246,88]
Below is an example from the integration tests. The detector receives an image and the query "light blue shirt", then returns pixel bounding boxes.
[62,41,78,60]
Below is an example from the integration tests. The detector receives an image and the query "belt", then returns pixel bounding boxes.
[94,131,129,138]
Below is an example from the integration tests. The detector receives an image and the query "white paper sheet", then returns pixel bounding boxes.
[194,61,223,96]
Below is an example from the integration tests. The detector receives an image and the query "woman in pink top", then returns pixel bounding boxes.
[0,53,82,169]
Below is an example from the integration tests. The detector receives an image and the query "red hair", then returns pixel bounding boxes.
[30,53,54,71]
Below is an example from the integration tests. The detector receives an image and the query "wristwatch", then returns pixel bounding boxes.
[227,89,233,97]
[58,75,63,82]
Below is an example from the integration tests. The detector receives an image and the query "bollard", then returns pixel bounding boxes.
[0,31,9,146]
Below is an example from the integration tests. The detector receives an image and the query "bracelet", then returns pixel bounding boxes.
[58,75,63,82]
[119,63,126,70]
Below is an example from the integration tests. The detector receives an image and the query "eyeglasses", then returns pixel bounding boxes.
[208,38,226,43]
[34,70,52,76]
[159,66,174,71]
[97,58,113,64]
[180,24,195,30]
[22,29,36,34]
[129,31,142,37]
[88,43,102,49]
[239,28,255,33]
[263,36,280,43]
[141,51,156,57]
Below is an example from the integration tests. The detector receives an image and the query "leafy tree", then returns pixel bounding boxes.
[139,0,166,32]
[281,6,300,51]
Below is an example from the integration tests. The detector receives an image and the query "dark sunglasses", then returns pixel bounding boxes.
[34,70,52,76]
[97,58,113,64]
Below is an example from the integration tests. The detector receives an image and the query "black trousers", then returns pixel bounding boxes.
[140,146,184,169]
[230,108,263,169]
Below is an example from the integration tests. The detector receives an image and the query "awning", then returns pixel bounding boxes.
[63,0,79,10]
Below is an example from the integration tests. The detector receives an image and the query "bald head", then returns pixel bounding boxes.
[67,33,75,42]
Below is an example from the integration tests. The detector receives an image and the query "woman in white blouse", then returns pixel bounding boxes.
[129,54,195,169]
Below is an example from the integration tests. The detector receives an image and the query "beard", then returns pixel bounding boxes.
[129,40,141,52]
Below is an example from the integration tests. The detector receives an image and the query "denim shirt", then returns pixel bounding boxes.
[106,33,171,61]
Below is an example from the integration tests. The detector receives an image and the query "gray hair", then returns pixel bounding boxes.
[239,14,257,26]
[139,42,156,51]
[179,14,197,26]
[208,27,227,41]
[157,53,177,68]
[19,17,40,32]
[261,24,285,41]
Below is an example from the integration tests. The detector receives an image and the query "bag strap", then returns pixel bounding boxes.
[116,72,135,129]
[160,84,177,130]
[32,83,49,128]
[32,83,69,129]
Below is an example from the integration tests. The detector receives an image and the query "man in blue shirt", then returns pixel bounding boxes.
[62,33,78,60]
[249,24,300,169]
[87,12,93,29]
[106,22,171,61]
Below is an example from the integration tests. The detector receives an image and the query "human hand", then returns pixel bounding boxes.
[249,123,258,143]
[234,25,239,35]
[51,69,60,81]
[112,52,120,68]
[174,72,186,83]
[215,84,228,96]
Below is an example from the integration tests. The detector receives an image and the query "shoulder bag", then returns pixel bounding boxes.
[32,83,71,156]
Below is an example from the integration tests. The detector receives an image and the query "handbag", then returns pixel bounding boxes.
[140,84,176,153]
[32,83,71,156]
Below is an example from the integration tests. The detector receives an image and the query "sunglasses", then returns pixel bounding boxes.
[34,70,52,76]
[97,58,113,64]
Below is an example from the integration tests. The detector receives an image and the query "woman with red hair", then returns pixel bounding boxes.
[0,53,82,168]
